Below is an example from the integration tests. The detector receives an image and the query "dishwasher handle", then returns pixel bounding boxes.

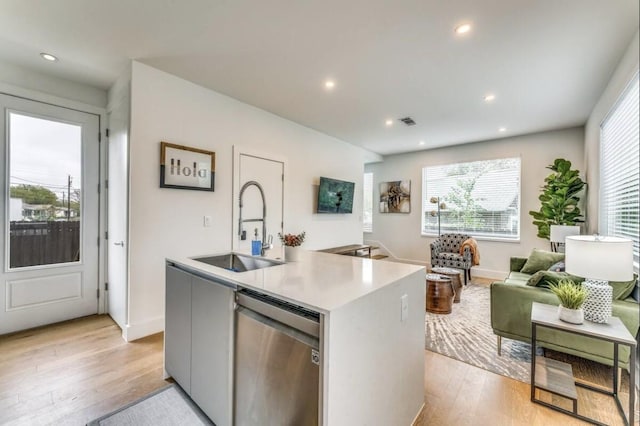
[236,306,319,351]
[236,291,320,338]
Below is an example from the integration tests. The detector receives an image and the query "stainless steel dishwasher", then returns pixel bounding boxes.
[234,288,321,426]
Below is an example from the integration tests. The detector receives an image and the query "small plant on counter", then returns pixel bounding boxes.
[278,231,306,247]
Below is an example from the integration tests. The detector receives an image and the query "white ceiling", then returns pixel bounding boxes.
[0,0,637,155]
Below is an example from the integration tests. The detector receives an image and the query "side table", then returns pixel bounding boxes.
[425,274,454,314]
[530,302,636,425]
[431,267,463,302]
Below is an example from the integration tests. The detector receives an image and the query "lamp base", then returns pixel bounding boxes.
[582,279,612,324]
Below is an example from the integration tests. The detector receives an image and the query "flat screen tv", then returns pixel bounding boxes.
[317,176,355,214]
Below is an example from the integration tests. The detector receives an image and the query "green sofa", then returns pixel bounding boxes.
[490,256,639,371]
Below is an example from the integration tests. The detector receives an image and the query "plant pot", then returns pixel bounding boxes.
[557,305,583,324]
[284,246,301,262]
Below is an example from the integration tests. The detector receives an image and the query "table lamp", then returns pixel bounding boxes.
[565,235,634,323]
[549,225,580,252]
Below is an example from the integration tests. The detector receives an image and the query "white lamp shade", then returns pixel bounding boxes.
[565,235,634,282]
[549,225,580,243]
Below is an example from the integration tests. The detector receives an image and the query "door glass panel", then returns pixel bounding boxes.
[8,112,82,268]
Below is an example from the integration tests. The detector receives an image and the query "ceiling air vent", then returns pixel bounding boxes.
[399,117,416,126]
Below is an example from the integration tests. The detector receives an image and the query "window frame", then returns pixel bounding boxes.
[363,172,373,233]
[598,71,639,270]
[421,157,522,242]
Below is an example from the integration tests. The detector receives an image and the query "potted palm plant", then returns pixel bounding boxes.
[548,279,588,324]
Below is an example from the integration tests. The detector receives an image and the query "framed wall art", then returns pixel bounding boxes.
[379,180,411,213]
[160,142,216,191]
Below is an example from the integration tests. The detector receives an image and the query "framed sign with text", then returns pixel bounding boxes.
[160,142,215,191]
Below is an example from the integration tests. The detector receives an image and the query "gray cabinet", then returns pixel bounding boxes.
[165,265,192,392]
[165,264,235,426]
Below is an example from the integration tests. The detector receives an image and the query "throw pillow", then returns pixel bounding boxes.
[526,271,584,288]
[520,249,565,274]
[610,273,638,300]
[548,261,565,272]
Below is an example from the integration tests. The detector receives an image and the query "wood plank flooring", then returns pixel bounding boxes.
[0,315,167,425]
[0,310,636,425]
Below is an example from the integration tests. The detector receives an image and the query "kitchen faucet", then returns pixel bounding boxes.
[238,180,273,255]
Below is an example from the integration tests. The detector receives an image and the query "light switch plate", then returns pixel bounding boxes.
[203,216,212,227]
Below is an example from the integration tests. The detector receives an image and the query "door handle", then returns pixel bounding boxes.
[114,241,124,246]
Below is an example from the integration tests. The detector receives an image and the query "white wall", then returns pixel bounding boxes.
[127,62,377,337]
[584,30,639,233]
[0,61,107,108]
[365,127,585,278]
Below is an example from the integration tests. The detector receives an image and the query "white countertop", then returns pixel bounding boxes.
[167,248,425,313]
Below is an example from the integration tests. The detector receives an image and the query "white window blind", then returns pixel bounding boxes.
[422,157,521,239]
[600,73,639,267]
[363,172,373,232]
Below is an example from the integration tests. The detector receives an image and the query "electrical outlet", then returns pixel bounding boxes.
[401,294,409,322]
[203,216,212,227]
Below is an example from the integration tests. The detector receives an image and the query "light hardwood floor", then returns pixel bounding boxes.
[0,311,635,425]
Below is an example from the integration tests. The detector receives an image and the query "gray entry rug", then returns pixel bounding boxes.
[87,384,213,426]
[425,283,630,392]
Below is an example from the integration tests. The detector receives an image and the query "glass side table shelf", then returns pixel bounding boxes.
[530,302,636,426]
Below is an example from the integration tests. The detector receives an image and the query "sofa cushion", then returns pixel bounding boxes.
[548,261,565,272]
[506,271,532,284]
[520,249,565,274]
[526,271,584,288]
[610,273,638,301]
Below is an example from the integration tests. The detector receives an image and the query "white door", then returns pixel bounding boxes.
[0,94,100,334]
[106,91,129,331]
[233,152,284,255]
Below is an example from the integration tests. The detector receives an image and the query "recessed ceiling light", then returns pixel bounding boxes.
[324,80,335,90]
[385,119,394,127]
[40,52,58,62]
[484,94,496,102]
[454,23,472,35]
[498,127,507,132]
[419,140,425,145]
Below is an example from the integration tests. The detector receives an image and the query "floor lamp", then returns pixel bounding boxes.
[429,197,446,236]
[565,235,634,323]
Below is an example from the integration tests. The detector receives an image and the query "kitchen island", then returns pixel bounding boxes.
[166,249,425,426]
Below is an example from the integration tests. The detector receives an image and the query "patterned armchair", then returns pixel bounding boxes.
[430,233,473,285]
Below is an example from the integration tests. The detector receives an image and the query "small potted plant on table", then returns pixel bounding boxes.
[278,231,306,261]
[549,279,588,324]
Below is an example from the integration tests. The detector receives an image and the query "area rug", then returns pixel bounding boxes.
[425,283,629,392]
[87,384,213,426]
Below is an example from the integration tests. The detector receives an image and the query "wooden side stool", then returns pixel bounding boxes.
[431,267,463,303]
[425,273,454,314]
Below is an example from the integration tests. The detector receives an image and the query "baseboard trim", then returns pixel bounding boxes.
[411,402,426,425]
[124,316,164,342]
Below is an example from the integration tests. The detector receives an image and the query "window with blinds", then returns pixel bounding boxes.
[363,172,373,232]
[600,72,639,267]
[422,157,521,239]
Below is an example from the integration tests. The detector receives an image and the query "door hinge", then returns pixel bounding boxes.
[105,128,110,138]
[97,183,100,194]
[282,174,284,181]
[98,132,102,143]
[105,282,109,291]
[105,179,109,189]
[97,237,100,246]
[97,288,100,299]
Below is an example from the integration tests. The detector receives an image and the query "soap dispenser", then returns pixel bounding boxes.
[251,228,261,256]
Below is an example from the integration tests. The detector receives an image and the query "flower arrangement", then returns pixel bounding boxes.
[278,231,306,247]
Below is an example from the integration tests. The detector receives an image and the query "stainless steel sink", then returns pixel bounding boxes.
[192,253,282,272]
